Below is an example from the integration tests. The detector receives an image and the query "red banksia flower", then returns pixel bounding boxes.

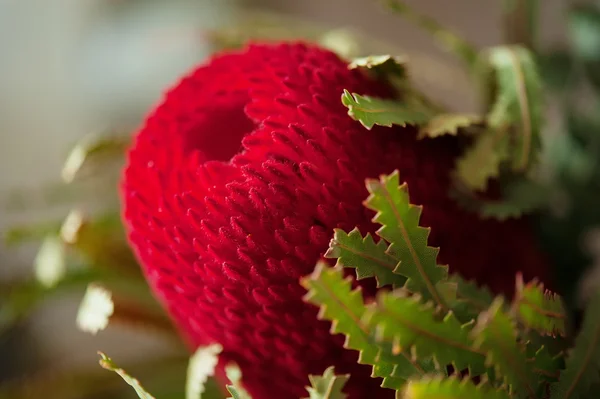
[121,42,551,398]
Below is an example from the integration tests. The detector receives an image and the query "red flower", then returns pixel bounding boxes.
[121,42,550,398]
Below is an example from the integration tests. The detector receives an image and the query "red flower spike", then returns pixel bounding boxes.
[121,42,551,398]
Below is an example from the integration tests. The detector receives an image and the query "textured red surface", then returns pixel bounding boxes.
[121,42,550,398]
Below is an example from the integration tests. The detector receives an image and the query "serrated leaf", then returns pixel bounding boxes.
[472,298,536,396]
[76,283,114,335]
[225,364,252,399]
[348,55,407,78]
[98,352,156,399]
[514,275,567,337]
[550,289,600,398]
[341,90,430,130]
[186,344,223,399]
[447,275,494,323]
[364,290,486,375]
[454,130,510,191]
[417,113,482,139]
[402,376,511,399]
[301,262,426,389]
[481,45,543,172]
[303,366,349,399]
[526,343,562,385]
[325,228,405,288]
[364,171,448,308]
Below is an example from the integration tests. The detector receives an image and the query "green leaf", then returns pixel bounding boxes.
[417,114,482,139]
[348,55,407,78]
[526,343,563,385]
[325,228,405,288]
[225,364,252,399]
[303,366,349,399]
[480,45,543,172]
[447,275,494,323]
[402,376,511,399]
[384,0,479,68]
[451,177,551,220]
[301,262,425,389]
[514,275,567,337]
[364,171,449,308]
[471,298,536,396]
[568,6,600,62]
[364,290,486,375]
[550,290,600,398]
[76,283,114,335]
[479,179,550,220]
[186,344,223,399]
[453,130,510,191]
[341,90,430,130]
[98,352,156,399]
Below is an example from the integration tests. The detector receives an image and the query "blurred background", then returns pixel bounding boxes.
[1,0,599,397]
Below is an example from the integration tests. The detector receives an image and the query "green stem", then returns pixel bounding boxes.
[384,0,479,69]
[503,0,539,50]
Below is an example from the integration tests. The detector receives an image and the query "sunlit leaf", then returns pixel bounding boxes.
[454,130,510,191]
[303,366,349,399]
[34,235,67,288]
[76,283,114,335]
[472,298,536,396]
[417,113,482,139]
[325,228,405,288]
[186,344,223,399]
[341,90,431,130]
[514,275,567,337]
[98,352,156,399]
[402,376,511,399]
[225,364,252,399]
[365,171,448,306]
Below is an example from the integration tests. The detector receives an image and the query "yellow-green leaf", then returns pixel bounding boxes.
[34,235,66,288]
[454,130,510,191]
[186,344,223,399]
[303,366,349,399]
[225,363,252,399]
[514,276,567,337]
[302,262,424,390]
[341,90,430,130]
[325,228,405,288]
[98,352,156,399]
[402,376,511,399]
[348,55,407,78]
[479,45,543,172]
[76,283,114,335]
[418,113,482,139]
[364,171,448,308]
[365,290,486,375]
[472,298,537,396]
